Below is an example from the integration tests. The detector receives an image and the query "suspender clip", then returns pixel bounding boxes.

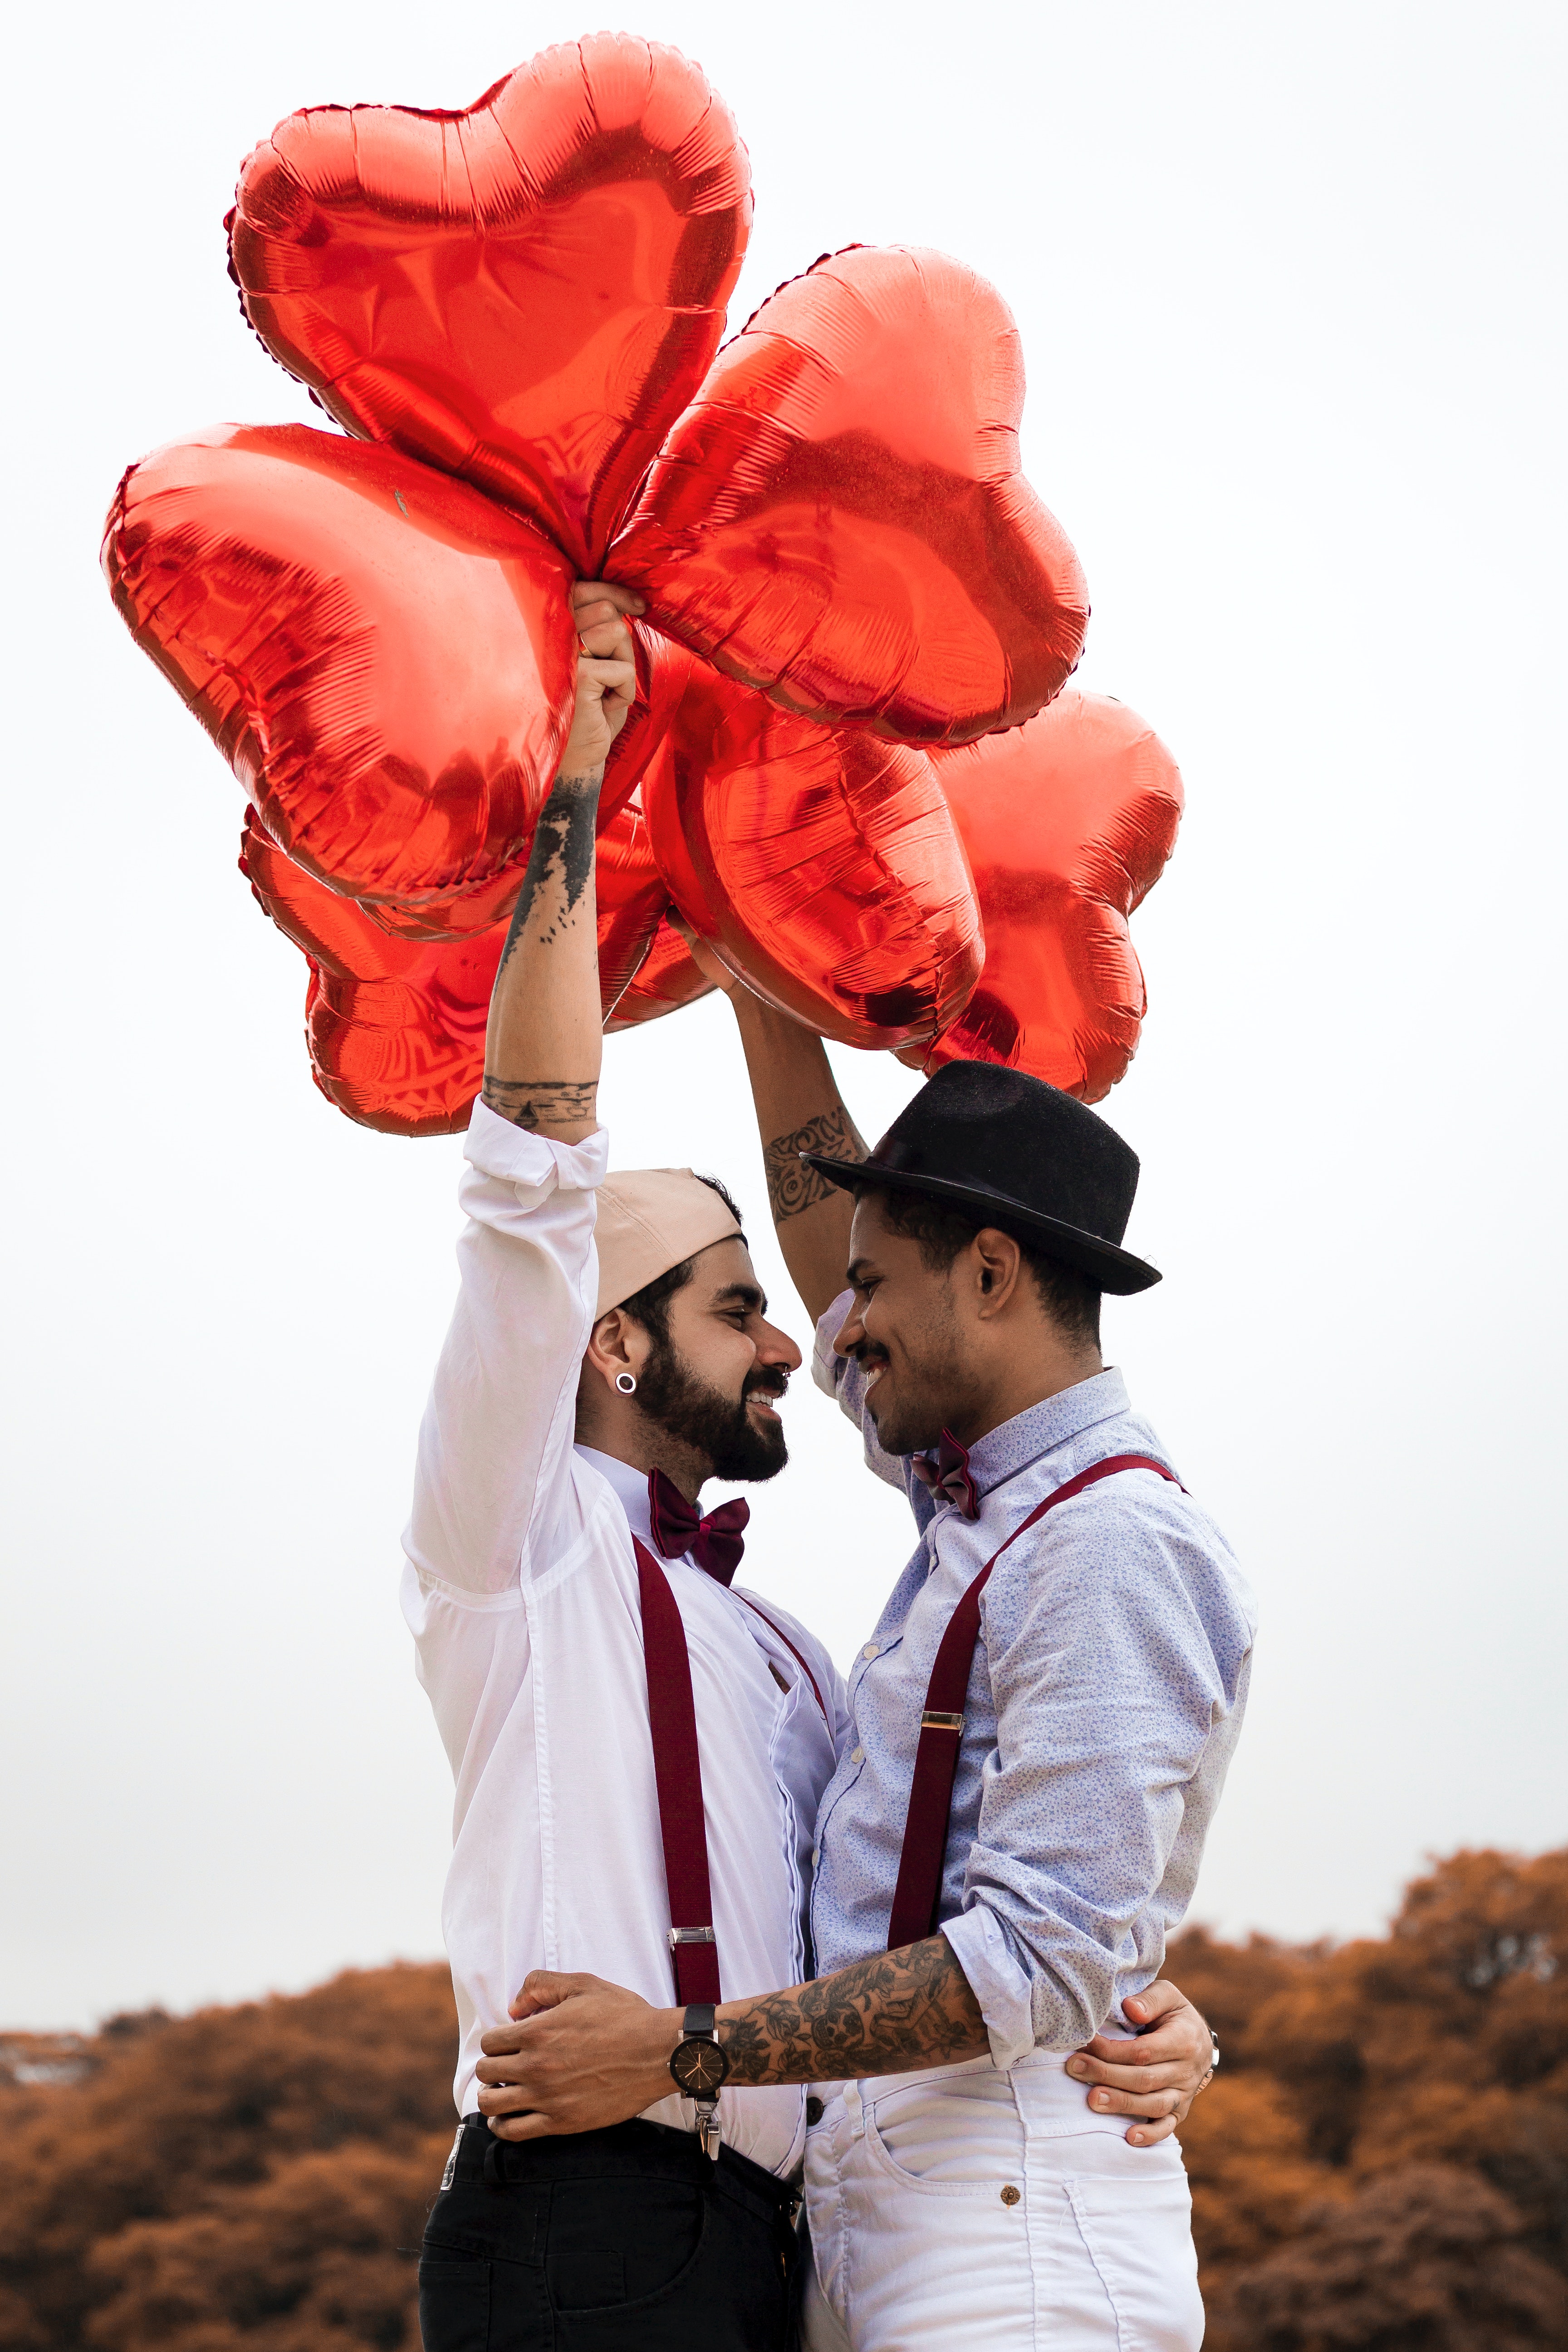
[668,1926,718,1948]
[920,1710,965,1732]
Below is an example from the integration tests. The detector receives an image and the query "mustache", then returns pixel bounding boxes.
[744,1367,790,1402]
[848,1339,889,1369]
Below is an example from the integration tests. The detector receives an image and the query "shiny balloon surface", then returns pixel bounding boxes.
[908,692,1184,1098]
[105,425,575,906]
[613,246,1088,744]
[230,37,753,576]
[241,794,708,1132]
[107,39,1186,1137]
[642,662,981,1049]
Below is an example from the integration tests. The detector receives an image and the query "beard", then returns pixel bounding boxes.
[856,1309,983,1459]
[635,1342,789,1483]
[860,1353,950,1458]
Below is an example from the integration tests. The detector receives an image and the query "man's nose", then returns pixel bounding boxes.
[760,1320,804,1372]
[833,1303,863,1359]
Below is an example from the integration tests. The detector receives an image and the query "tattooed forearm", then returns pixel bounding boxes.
[764,1104,868,1224]
[496,769,602,975]
[480,1077,599,1132]
[717,1934,987,2085]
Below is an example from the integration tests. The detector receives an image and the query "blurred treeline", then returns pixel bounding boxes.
[0,1847,1563,2350]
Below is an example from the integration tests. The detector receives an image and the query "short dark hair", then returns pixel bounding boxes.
[857,1181,1101,1349]
[616,1174,745,1344]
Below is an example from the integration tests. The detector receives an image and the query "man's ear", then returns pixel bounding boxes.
[971,1227,1024,1318]
[583,1307,654,1388]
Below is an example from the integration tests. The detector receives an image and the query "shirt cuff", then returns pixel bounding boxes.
[941,1904,1037,2073]
[464,1099,609,1195]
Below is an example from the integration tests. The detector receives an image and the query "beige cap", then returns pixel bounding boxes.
[595,1169,745,1318]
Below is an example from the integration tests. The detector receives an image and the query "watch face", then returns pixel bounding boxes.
[672,2038,728,2098]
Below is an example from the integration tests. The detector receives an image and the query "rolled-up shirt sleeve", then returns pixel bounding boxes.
[941,1487,1249,2068]
[404,1102,609,1597]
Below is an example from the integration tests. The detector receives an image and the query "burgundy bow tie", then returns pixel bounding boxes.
[910,1428,980,1520]
[647,1470,750,1585]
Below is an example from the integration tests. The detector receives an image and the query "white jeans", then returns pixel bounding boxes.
[801,2053,1205,2350]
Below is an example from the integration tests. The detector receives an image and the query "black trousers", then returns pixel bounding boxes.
[419,2116,801,2352]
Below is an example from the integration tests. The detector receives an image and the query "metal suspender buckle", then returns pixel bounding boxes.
[668,1926,718,1948]
[920,1711,965,1732]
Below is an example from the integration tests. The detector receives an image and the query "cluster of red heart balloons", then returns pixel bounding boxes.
[103,34,1183,1135]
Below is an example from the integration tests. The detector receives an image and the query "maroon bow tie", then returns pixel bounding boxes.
[910,1429,980,1520]
[647,1470,750,1585]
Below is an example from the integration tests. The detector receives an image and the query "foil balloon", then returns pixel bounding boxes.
[641,662,981,1050]
[241,811,505,1134]
[906,691,1184,1099]
[606,915,715,1031]
[108,36,1134,1134]
[242,795,710,1134]
[355,627,698,942]
[612,246,1088,744]
[105,425,575,906]
[229,36,752,576]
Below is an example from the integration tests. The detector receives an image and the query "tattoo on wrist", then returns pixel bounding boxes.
[497,769,603,974]
[480,1077,598,1132]
[718,1935,983,2086]
[764,1106,867,1224]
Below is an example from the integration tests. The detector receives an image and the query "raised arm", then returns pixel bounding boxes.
[681,961,868,1320]
[481,582,641,1139]
[401,583,640,1603]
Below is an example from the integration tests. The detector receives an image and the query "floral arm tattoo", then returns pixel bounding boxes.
[481,768,601,1132]
[763,1103,868,1224]
[718,1934,988,2084]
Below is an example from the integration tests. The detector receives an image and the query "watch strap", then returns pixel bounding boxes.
[682,2003,718,2040]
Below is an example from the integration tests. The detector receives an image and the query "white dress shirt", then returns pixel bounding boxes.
[401,1102,848,2176]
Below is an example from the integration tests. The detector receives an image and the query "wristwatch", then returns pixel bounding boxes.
[668,2002,730,2159]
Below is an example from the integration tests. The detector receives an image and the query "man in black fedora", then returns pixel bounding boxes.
[472,969,1254,2350]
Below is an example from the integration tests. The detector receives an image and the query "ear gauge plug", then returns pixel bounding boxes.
[615,1371,638,1394]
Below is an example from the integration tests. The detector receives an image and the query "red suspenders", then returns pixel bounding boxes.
[634,1537,723,2004]
[884,1454,1181,1952]
[633,1538,832,2005]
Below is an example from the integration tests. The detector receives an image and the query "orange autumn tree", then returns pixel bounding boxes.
[0,1849,1564,2350]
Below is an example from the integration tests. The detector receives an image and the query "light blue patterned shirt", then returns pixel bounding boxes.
[809,1295,1257,2068]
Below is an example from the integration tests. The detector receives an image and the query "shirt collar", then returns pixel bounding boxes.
[575,1444,661,1554]
[960,1367,1132,1504]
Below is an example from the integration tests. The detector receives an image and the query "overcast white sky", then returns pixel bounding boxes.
[3,0,1563,2029]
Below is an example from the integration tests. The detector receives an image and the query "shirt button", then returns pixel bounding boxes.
[851,1745,865,1764]
[862,1642,880,1661]
[811,1847,819,1867]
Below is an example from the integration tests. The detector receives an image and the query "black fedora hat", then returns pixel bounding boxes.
[800,1060,1161,1295]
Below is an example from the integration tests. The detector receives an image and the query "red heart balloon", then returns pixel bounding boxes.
[242,794,711,1132]
[612,246,1088,744]
[230,36,752,574]
[605,915,715,1030]
[241,810,504,1134]
[344,626,697,941]
[105,424,574,907]
[598,798,715,1029]
[641,663,980,1049]
[905,691,1184,1099]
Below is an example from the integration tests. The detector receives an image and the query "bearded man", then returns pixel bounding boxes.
[410,581,1224,2352]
